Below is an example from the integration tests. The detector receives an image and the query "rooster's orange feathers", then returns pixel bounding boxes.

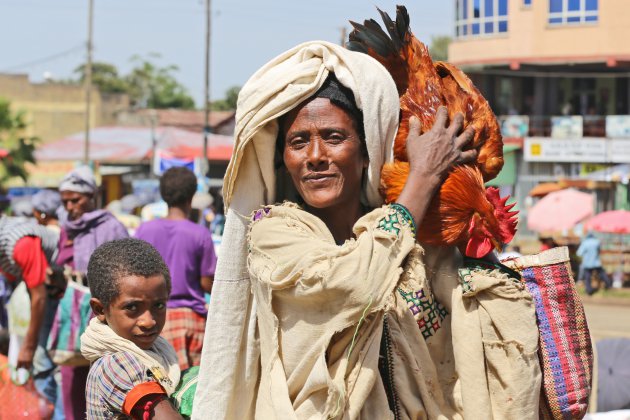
[348,6,517,258]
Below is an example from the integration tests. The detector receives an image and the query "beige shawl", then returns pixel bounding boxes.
[246,203,541,419]
[192,41,400,419]
[81,318,181,395]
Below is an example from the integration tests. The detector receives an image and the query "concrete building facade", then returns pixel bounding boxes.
[0,73,129,144]
[447,0,630,240]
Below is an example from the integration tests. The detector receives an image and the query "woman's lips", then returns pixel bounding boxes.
[303,173,335,184]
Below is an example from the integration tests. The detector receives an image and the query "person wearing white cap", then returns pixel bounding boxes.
[32,189,62,232]
[56,165,129,420]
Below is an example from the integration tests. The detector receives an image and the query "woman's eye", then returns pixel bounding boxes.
[288,137,307,148]
[155,302,166,310]
[327,133,346,142]
[125,304,138,312]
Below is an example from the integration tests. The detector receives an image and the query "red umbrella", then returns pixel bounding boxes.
[584,210,630,234]
[527,188,594,232]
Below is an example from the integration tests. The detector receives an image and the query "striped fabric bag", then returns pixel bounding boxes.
[47,279,92,366]
[503,246,593,419]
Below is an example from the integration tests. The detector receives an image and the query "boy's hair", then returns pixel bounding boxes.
[160,167,197,207]
[87,238,171,308]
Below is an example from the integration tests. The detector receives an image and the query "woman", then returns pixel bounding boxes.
[32,189,62,232]
[193,42,540,419]
[56,166,129,420]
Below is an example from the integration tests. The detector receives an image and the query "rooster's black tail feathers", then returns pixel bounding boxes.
[347,6,410,56]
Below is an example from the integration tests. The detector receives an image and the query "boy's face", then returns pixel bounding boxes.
[90,274,169,350]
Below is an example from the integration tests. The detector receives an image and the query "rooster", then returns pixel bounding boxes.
[347,6,517,258]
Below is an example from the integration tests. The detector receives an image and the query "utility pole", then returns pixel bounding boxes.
[203,0,212,176]
[83,0,94,164]
[340,26,347,47]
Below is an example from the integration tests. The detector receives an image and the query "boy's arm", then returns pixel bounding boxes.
[130,396,184,420]
[200,232,217,294]
[200,276,213,294]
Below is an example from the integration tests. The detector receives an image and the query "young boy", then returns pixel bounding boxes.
[81,238,183,419]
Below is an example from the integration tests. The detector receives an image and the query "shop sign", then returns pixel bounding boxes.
[579,163,608,176]
[609,139,630,162]
[606,115,630,138]
[551,116,583,138]
[500,115,529,138]
[524,138,606,162]
[525,138,630,163]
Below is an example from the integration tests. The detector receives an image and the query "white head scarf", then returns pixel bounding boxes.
[58,165,97,195]
[192,41,400,420]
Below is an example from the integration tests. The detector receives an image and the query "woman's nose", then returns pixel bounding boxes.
[306,138,326,168]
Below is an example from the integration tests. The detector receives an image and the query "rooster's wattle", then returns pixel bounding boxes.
[347,6,517,258]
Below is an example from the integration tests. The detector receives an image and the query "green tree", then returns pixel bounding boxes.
[126,55,195,109]
[0,98,38,186]
[210,86,241,111]
[429,35,452,62]
[74,62,129,94]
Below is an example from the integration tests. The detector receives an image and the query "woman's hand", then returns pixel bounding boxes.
[396,106,477,233]
[405,106,477,183]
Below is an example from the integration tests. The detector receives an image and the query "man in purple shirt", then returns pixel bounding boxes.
[135,167,217,370]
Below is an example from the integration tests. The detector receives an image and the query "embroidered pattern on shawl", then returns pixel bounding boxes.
[377,205,416,237]
[397,287,448,340]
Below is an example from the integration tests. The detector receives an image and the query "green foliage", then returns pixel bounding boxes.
[0,98,38,186]
[429,35,452,62]
[210,86,241,111]
[74,62,129,94]
[126,55,195,109]
[73,54,196,109]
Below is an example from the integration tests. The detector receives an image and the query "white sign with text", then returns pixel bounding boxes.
[524,138,630,163]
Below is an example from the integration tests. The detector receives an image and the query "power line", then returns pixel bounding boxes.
[1,44,85,72]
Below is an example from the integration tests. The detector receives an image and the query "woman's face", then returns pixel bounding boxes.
[282,97,367,210]
[60,190,94,220]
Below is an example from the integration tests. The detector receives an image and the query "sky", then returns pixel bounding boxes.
[0,0,454,106]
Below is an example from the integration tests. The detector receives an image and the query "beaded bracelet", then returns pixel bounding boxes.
[142,395,167,420]
[390,203,417,236]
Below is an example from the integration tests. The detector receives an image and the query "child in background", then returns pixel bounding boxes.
[81,238,183,419]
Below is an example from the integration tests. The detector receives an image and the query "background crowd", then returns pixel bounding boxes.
[0,165,218,418]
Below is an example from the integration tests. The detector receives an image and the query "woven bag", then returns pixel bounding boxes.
[503,246,593,419]
[47,278,92,366]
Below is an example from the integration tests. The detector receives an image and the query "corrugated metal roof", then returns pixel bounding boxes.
[35,126,234,163]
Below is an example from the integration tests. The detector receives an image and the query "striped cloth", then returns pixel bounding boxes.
[161,308,206,371]
[504,247,593,420]
[0,215,59,280]
[85,351,166,419]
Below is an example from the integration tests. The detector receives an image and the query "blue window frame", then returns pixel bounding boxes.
[455,0,508,38]
[548,0,598,25]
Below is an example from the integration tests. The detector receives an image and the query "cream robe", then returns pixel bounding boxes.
[247,203,541,419]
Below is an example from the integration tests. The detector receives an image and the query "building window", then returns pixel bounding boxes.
[456,0,508,38]
[548,0,598,25]
[524,0,532,5]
